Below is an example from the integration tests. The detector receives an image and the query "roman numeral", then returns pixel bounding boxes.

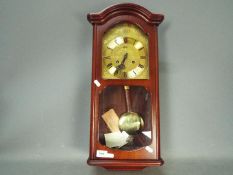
[114,69,118,75]
[140,56,146,59]
[104,56,111,59]
[123,72,127,78]
[133,40,137,45]
[138,64,144,68]
[107,63,112,68]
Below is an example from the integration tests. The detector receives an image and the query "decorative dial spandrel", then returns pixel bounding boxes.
[102,23,149,79]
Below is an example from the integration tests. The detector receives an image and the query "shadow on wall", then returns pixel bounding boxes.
[90,158,233,175]
[158,21,171,159]
[70,10,92,153]
[92,166,165,175]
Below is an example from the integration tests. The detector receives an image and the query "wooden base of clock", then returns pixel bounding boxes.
[87,159,164,170]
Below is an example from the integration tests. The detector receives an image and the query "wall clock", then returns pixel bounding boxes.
[87,3,164,170]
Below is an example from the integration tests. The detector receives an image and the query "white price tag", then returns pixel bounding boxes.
[96,150,114,158]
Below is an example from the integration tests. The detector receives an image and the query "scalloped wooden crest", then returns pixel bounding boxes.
[87,3,164,26]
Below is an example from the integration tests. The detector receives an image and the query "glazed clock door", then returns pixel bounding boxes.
[99,23,153,151]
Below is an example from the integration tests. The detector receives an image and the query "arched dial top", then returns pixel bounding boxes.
[102,23,149,79]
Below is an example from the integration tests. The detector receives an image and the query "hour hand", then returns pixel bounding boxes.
[116,63,125,70]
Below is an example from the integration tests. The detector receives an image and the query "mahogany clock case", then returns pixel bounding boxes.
[87,3,164,170]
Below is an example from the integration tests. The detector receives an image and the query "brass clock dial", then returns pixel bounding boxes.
[102,23,149,79]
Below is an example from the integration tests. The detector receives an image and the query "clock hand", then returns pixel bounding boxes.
[116,53,128,70]
[114,53,128,75]
[121,53,128,65]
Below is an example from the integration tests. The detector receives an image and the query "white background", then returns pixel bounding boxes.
[0,0,233,174]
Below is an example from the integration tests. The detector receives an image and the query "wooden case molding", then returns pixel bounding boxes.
[87,3,164,25]
[87,3,164,170]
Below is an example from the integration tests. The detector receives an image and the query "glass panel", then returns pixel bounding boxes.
[99,85,152,150]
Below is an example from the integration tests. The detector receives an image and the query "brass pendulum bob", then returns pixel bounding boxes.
[118,86,144,135]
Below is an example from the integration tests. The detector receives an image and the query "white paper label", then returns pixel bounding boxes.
[104,131,129,148]
[142,131,152,139]
[94,80,101,87]
[145,146,153,153]
[96,150,114,158]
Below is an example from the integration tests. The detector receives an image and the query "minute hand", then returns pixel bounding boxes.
[116,53,128,70]
[121,53,128,65]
